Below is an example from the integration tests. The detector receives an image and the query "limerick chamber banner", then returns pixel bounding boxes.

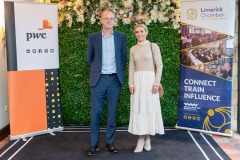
[4,1,63,140]
[176,0,235,136]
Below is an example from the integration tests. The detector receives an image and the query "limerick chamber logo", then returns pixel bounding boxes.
[187,8,198,20]
[38,19,53,30]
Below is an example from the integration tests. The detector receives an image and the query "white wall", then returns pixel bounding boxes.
[0,0,9,130]
[0,28,9,130]
[231,0,239,132]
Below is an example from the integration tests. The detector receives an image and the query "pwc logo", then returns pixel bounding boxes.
[26,19,53,41]
[38,19,53,30]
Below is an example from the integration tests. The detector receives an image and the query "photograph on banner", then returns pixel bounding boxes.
[192,59,232,81]
[180,39,234,67]
[180,24,230,50]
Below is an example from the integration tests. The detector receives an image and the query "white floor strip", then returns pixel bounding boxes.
[63,128,91,130]
[8,137,33,160]
[60,128,178,132]
[188,131,210,160]
[63,127,91,129]
[0,140,20,158]
[63,127,124,130]
[64,127,177,129]
[61,130,125,133]
[200,133,224,160]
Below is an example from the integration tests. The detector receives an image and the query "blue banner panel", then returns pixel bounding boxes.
[177,65,232,135]
[177,23,234,136]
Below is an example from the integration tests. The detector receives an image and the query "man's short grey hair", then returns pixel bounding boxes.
[101,8,115,17]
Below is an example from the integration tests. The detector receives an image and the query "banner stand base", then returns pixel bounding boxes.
[10,127,63,141]
[175,125,233,137]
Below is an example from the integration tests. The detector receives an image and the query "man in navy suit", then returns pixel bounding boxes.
[86,8,127,156]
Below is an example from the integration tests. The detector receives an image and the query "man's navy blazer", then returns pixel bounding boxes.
[87,31,127,87]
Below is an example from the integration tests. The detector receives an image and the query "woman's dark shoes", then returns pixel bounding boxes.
[105,144,118,153]
[86,146,99,156]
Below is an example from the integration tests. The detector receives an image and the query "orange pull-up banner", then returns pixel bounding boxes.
[4,1,63,140]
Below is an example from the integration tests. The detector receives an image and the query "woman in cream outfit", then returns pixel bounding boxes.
[128,24,164,153]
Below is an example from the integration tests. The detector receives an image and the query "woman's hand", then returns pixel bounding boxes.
[152,85,159,94]
[129,86,135,94]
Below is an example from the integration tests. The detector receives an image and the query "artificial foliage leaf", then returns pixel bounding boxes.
[59,22,180,126]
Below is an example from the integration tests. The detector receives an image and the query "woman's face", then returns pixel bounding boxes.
[134,26,148,43]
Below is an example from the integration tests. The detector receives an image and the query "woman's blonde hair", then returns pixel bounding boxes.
[134,24,148,32]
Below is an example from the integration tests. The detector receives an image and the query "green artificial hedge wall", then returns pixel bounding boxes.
[59,22,180,127]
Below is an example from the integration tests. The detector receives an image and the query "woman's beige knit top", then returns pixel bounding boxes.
[128,40,163,87]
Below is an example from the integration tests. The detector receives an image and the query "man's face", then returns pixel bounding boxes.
[224,63,230,70]
[100,11,115,30]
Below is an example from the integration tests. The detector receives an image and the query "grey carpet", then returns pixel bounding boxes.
[0,127,231,160]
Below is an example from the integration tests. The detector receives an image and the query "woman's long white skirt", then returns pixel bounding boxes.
[128,71,165,135]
